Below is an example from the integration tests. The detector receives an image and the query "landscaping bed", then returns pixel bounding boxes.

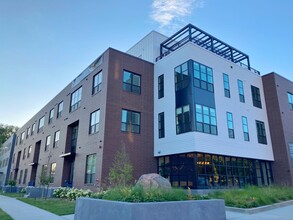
[0,208,13,220]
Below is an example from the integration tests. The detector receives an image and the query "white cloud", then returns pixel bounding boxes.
[150,0,204,29]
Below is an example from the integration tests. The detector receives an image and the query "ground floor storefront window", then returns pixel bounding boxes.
[158,152,273,189]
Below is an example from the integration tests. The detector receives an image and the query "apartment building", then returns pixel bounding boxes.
[263,73,293,185]
[8,23,293,190]
[10,48,156,190]
[0,134,16,187]
[129,24,274,189]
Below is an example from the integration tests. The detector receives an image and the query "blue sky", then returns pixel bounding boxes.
[0,0,292,127]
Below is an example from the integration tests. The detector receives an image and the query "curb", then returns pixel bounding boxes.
[225,200,293,214]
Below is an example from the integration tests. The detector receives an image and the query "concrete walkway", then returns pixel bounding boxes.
[0,195,74,220]
[1,194,293,220]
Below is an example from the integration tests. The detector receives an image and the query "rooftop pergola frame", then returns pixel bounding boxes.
[157,24,255,72]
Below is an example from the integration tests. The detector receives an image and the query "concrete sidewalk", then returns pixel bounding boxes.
[0,195,74,220]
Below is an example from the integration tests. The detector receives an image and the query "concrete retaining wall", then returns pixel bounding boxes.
[25,187,55,198]
[75,198,226,220]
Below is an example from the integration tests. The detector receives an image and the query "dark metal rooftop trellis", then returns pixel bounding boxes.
[156,24,259,74]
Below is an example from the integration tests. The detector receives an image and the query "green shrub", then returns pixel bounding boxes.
[53,187,92,201]
[99,186,189,202]
[208,185,293,208]
[20,188,26,194]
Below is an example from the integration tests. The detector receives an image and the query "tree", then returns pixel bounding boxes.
[38,151,53,199]
[0,123,19,147]
[108,146,133,188]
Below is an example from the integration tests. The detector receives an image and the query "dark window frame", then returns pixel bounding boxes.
[223,73,230,98]
[288,93,293,110]
[176,105,192,134]
[49,108,54,124]
[238,80,245,103]
[158,74,164,99]
[256,120,267,144]
[226,112,234,139]
[123,70,141,94]
[92,71,103,95]
[242,116,250,141]
[53,130,60,148]
[70,87,82,112]
[195,104,217,135]
[89,109,100,134]
[158,112,165,138]
[251,86,262,108]
[121,109,141,134]
[85,154,96,184]
[57,101,63,118]
[193,61,214,92]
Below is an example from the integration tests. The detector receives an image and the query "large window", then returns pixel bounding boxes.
[23,169,28,184]
[20,132,25,144]
[93,71,102,95]
[89,110,100,134]
[176,105,191,134]
[27,146,32,158]
[123,70,141,94]
[226,112,234,138]
[49,108,54,124]
[45,135,51,151]
[289,143,293,167]
[53,130,60,148]
[242,116,250,141]
[288,93,293,110]
[57,101,63,118]
[19,170,23,184]
[31,123,35,135]
[256,120,267,144]
[175,62,189,91]
[85,154,96,184]
[193,61,214,92]
[223,73,230,98]
[50,163,56,183]
[23,148,26,160]
[158,74,164,99]
[26,127,31,139]
[70,87,82,112]
[38,116,45,133]
[158,112,165,138]
[238,80,245,103]
[121,109,140,134]
[251,86,262,108]
[195,104,217,135]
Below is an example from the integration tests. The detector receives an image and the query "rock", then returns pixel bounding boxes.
[135,173,172,190]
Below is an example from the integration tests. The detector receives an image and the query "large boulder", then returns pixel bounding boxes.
[135,173,171,190]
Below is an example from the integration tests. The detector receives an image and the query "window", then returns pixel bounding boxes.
[19,170,23,184]
[123,70,141,94]
[121,110,140,134]
[50,163,56,183]
[23,148,26,160]
[15,136,18,146]
[45,135,51,151]
[85,154,96,184]
[242,116,250,141]
[38,116,45,133]
[23,169,28,184]
[27,146,32,158]
[53,131,60,148]
[288,93,293,110]
[158,112,165,138]
[41,164,48,177]
[289,143,293,167]
[93,71,102,94]
[175,62,189,91]
[223,73,230,98]
[89,110,100,134]
[49,108,54,124]
[195,104,217,135]
[26,127,31,139]
[251,86,262,108]
[238,80,245,103]
[226,112,234,138]
[158,74,164,99]
[193,61,214,92]
[20,132,25,144]
[256,120,267,144]
[176,105,191,134]
[31,123,35,135]
[57,101,63,118]
[70,87,82,112]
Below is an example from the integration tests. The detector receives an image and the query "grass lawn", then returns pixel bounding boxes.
[0,192,25,198]
[208,185,293,208]
[0,208,13,220]
[17,198,76,215]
